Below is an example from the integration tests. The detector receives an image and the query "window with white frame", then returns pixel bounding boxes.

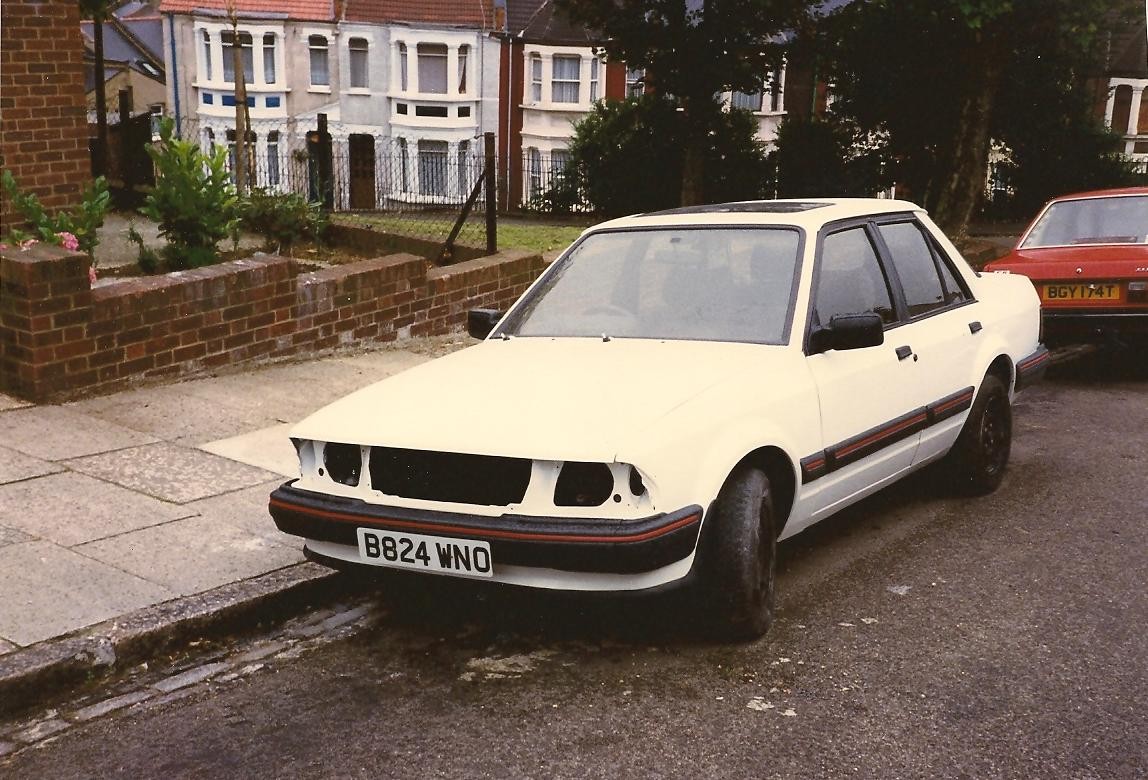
[266,130,280,186]
[589,57,599,102]
[552,55,580,103]
[349,37,369,89]
[263,34,276,84]
[530,54,542,102]
[201,30,213,81]
[221,31,253,84]
[527,147,542,198]
[730,91,762,111]
[418,140,448,196]
[626,66,644,97]
[398,42,408,90]
[398,138,409,191]
[417,43,448,94]
[458,44,469,94]
[309,35,329,86]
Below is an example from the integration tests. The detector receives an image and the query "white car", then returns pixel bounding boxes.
[270,199,1047,639]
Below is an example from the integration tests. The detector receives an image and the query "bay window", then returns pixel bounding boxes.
[309,35,329,87]
[417,43,448,94]
[551,55,580,103]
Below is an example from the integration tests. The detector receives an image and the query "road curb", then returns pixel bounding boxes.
[0,562,370,719]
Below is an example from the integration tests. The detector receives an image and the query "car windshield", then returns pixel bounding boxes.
[497,227,802,344]
[1021,195,1148,248]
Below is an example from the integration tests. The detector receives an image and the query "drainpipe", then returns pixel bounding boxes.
[166,13,181,134]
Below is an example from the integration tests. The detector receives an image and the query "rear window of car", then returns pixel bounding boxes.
[499,227,803,344]
[1021,195,1148,248]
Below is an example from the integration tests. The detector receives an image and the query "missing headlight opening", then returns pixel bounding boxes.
[629,466,646,497]
[554,462,614,507]
[323,442,362,486]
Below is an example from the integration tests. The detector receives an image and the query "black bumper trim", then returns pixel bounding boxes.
[269,483,703,575]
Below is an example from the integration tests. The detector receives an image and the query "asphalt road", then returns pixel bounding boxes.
[5,352,1147,779]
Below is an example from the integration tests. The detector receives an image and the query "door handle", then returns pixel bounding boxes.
[895,345,914,361]
[968,321,983,334]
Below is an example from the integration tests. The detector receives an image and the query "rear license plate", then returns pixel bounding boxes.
[356,528,493,578]
[1042,283,1120,302]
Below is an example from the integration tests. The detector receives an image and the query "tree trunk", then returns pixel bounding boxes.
[932,37,1005,242]
[92,16,108,178]
[229,14,248,195]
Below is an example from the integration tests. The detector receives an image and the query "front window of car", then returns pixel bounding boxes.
[1021,195,1148,248]
[497,227,802,344]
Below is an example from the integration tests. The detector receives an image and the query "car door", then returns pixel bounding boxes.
[799,223,923,528]
[872,218,981,464]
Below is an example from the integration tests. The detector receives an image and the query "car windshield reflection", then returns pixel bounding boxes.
[1021,195,1148,248]
[498,227,802,344]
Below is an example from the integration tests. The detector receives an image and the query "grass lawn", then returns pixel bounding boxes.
[332,212,587,255]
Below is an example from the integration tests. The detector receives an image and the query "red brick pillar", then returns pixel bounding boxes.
[0,0,91,229]
[0,243,93,400]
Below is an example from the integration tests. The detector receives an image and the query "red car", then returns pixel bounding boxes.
[984,187,1148,347]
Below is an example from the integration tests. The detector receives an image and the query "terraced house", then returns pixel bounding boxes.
[157,0,814,210]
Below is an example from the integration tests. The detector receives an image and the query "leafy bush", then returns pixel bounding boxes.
[1,169,110,256]
[241,188,328,252]
[771,116,889,198]
[140,117,239,268]
[555,95,772,217]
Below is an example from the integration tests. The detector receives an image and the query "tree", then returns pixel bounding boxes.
[826,0,1131,239]
[79,0,115,178]
[558,95,772,216]
[555,0,811,206]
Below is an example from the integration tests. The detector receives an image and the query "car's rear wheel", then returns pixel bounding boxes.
[946,373,1012,495]
[697,465,776,641]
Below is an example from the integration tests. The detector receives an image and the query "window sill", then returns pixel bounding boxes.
[343,88,372,96]
[308,85,332,94]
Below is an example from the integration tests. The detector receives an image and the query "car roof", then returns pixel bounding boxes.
[589,198,924,232]
[1046,186,1148,202]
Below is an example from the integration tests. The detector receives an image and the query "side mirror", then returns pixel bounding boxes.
[811,312,884,353]
[467,308,503,340]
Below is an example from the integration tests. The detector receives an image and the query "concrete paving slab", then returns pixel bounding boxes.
[0,541,175,646]
[199,424,297,478]
[69,387,278,447]
[184,479,292,546]
[65,443,279,504]
[0,446,63,485]
[0,526,34,548]
[0,394,31,412]
[0,639,16,655]
[0,472,194,547]
[75,515,303,597]
[0,406,157,461]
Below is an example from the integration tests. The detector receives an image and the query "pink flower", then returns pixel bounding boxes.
[0,243,8,251]
[19,238,39,250]
[57,231,80,251]
[88,266,98,285]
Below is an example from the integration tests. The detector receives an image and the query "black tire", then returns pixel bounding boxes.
[697,466,777,641]
[946,373,1012,496]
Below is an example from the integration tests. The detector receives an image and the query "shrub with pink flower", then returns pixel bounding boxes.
[57,231,80,252]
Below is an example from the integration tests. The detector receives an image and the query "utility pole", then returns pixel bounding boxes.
[227,3,249,195]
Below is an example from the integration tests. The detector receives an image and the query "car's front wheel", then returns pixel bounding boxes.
[697,465,776,641]
[946,373,1012,495]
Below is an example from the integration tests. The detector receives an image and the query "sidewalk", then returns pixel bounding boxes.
[0,334,469,707]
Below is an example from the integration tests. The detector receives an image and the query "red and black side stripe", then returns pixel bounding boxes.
[801,385,976,485]
[1015,346,1050,391]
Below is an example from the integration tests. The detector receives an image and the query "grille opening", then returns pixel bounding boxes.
[324,443,362,486]
[369,447,531,506]
[554,462,613,507]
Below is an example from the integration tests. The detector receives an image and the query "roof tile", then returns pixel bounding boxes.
[345,0,497,29]
[158,0,335,22]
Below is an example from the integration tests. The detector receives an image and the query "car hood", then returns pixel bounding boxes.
[986,244,1148,280]
[292,337,776,462]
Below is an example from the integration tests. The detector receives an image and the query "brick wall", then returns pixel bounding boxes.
[0,0,91,229]
[0,246,547,401]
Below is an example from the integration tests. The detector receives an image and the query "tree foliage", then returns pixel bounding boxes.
[558,95,773,216]
[555,0,811,205]
[824,0,1135,236]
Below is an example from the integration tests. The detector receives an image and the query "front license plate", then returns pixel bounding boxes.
[356,528,493,578]
[1042,283,1120,302]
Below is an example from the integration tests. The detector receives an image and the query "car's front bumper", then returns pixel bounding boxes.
[269,482,704,580]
